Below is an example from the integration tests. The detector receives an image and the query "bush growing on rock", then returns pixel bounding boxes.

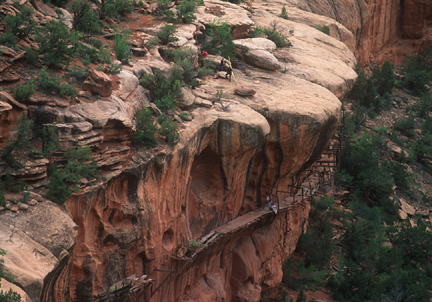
[0,5,36,47]
[13,80,35,103]
[206,20,236,62]
[62,146,98,189]
[71,0,103,34]
[140,68,183,101]
[133,107,158,147]
[36,21,80,68]
[157,24,179,45]
[114,29,132,63]
[37,68,78,98]
[279,6,288,19]
[158,119,180,146]
[46,169,72,204]
[41,125,60,157]
[176,0,201,23]
[371,60,395,96]
[316,24,330,35]
[399,49,432,96]
[250,25,292,48]
[0,115,33,165]
[154,95,177,114]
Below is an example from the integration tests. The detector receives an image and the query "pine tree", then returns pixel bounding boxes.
[296,288,306,302]
[133,107,158,147]
[1,115,33,163]
[279,6,288,19]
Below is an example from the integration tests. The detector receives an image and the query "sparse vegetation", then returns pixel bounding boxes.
[157,24,179,45]
[316,24,330,35]
[158,119,180,145]
[205,20,236,61]
[0,5,36,47]
[133,107,158,147]
[36,21,80,68]
[114,28,132,63]
[37,68,78,98]
[13,80,35,103]
[71,0,103,33]
[0,115,33,165]
[279,6,288,19]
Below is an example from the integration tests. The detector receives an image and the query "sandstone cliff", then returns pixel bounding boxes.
[0,0,359,301]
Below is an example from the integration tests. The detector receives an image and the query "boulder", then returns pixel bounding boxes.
[0,91,28,110]
[33,1,58,17]
[131,47,148,57]
[0,100,12,112]
[82,69,113,97]
[57,8,73,28]
[113,70,139,100]
[235,84,256,96]
[194,97,212,108]
[399,198,415,216]
[234,40,282,71]
[179,87,195,109]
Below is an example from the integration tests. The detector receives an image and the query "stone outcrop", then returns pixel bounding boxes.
[0,202,77,302]
[82,69,113,97]
[234,39,282,71]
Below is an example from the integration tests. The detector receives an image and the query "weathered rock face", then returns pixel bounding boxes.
[0,203,77,302]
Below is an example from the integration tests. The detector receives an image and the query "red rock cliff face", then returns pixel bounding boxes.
[285,0,432,66]
[56,103,338,302]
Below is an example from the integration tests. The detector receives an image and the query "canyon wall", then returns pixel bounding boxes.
[0,0,362,301]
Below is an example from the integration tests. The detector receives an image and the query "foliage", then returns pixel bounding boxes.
[316,24,330,35]
[279,6,288,19]
[165,47,201,87]
[185,240,204,250]
[297,195,334,269]
[114,29,132,63]
[205,20,236,61]
[296,289,306,302]
[13,80,35,103]
[0,5,36,47]
[143,38,159,49]
[250,25,291,48]
[68,66,88,82]
[46,169,72,204]
[154,95,177,113]
[176,0,198,23]
[371,60,395,96]
[62,146,98,188]
[140,68,183,101]
[76,42,111,65]
[37,68,78,98]
[411,93,432,118]
[341,131,397,216]
[100,0,134,18]
[36,21,80,68]
[156,0,175,21]
[71,0,103,33]
[393,115,416,137]
[178,112,190,121]
[157,24,179,45]
[133,107,158,147]
[350,68,382,113]
[158,119,180,145]
[0,193,5,208]
[399,50,432,96]
[41,125,60,157]
[0,115,33,163]
[49,0,69,8]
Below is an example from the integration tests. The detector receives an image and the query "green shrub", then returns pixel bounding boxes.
[41,125,60,157]
[154,94,177,113]
[0,5,36,46]
[176,0,198,23]
[27,148,44,159]
[71,0,103,33]
[158,119,180,145]
[76,42,111,65]
[62,146,98,188]
[178,112,190,121]
[36,21,80,68]
[37,68,78,98]
[203,20,236,61]
[140,68,183,101]
[68,66,88,82]
[157,24,179,45]
[350,68,381,113]
[103,0,134,18]
[114,29,132,63]
[371,60,395,96]
[0,193,6,208]
[13,80,35,102]
[410,133,432,166]
[279,6,288,19]
[393,115,416,137]
[412,93,432,118]
[133,107,158,147]
[24,47,39,65]
[46,169,72,204]
[49,0,69,7]
[316,24,330,35]
[156,0,175,20]
[250,25,291,47]
[165,48,200,86]
[143,38,159,49]
[399,50,432,96]
[0,115,33,163]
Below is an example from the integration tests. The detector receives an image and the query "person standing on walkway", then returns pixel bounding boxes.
[266,194,272,209]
